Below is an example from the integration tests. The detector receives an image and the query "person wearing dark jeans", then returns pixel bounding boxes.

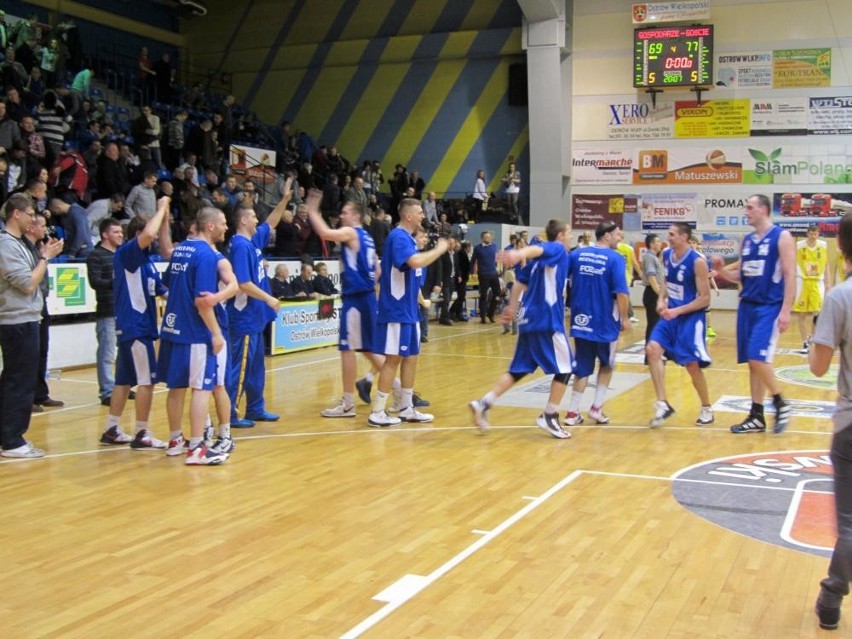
[0,194,64,458]
[641,233,664,365]
[471,231,499,322]
[25,212,63,411]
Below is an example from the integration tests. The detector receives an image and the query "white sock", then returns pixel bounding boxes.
[568,392,582,413]
[135,421,148,435]
[593,382,607,408]
[106,415,120,430]
[392,377,401,390]
[205,414,212,428]
[400,388,413,410]
[219,422,231,439]
[189,436,202,448]
[365,372,374,383]
[373,390,388,413]
[483,391,497,408]
[342,392,355,407]
[170,430,182,440]
[545,402,559,414]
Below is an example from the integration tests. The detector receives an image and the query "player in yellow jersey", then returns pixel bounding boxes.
[794,224,832,352]
[615,230,642,323]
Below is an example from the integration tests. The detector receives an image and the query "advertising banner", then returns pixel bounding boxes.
[771,192,852,236]
[639,193,698,229]
[674,99,751,138]
[633,147,742,184]
[773,48,831,88]
[750,97,809,136]
[606,101,675,140]
[699,231,744,261]
[571,149,634,185]
[571,195,639,230]
[632,1,710,24]
[715,51,773,89]
[697,195,750,232]
[742,144,852,185]
[47,264,95,316]
[270,299,342,355]
[229,144,277,185]
[809,97,852,135]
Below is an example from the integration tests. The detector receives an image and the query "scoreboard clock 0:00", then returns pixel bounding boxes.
[633,25,713,88]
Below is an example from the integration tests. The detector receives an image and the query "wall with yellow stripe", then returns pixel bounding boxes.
[184,0,529,196]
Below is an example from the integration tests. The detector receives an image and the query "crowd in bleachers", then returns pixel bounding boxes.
[0,9,498,272]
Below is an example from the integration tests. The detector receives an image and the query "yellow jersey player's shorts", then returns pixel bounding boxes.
[794,278,825,313]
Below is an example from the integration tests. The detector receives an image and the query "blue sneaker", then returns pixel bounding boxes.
[231,417,255,428]
[245,411,280,422]
[413,393,430,408]
[355,378,372,404]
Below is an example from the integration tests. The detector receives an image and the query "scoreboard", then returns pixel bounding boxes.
[633,25,713,88]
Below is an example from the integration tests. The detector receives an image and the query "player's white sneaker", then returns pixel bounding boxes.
[368,411,401,427]
[469,400,490,431]
[696,406,714,425]
[536,412,571,439]
[588,405,610,424]
[398,406,434,423]
[321,401,356,418]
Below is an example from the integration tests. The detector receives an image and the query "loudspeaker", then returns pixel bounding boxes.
[508,63,527,106]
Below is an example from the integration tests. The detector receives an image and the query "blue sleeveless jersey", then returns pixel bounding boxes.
[740,225,784,304]
[342,227,377,295]
[663,247,700,310]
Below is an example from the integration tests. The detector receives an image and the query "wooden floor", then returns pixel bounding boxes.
[1,310,842,638]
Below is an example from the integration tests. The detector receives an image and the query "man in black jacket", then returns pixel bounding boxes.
[85,217,124,405]
[96,142,129,201]
[450,239,471,321]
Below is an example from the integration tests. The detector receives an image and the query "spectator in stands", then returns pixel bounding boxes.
[241,178,271,221]
[322,173,340,215]
[50,193,92,258]
[211,187,233,219]
[327,145,346,178]
[52,145,89,202]
[312,262,338,296]
[154,52,174,103]
[370,207,391,257]
[435,211,452,239]
[131,106,161,167]
[473,169,488,213]
[13,14,38,50]
[1,47,27,91]
[130,147,158,186]
[38,39,59,88]
[345,176,368,208]
[124,171,158,217]
[137,46,155,102]
[5,87,26,123]
[409,170,425,200]
[78,119,100,149]
[7,139,34,191]
[270,264,293,299]
[217,94,235,152]
[422,191,439,227]
[86,193,125,235]
[298,161,316,191]
[273,207,298,257]
[19,115,45,166]
[164,108,187,170]
[35,91,69,160]
[23,67,43,110]
[86,217,123,405]
[222,174,240,206]
[82,138,101,190]
[71,64,93,99]
[0,11,9,56]
[97,142,129,200]
[291,262,318,299]
[0,100,20,155]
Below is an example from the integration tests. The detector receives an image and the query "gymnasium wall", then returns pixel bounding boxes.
[182,0,530,197]
[569,0,852,256]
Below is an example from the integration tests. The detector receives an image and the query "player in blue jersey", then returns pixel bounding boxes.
[303,190,386,418]
[713,194,795,434]
[99,197,173,449]
[563,221,629,427]
[469,219,575,439]
[368,198,448,427]
[226,178,292,427]
[158,207,233,464]
[646,223,713,427]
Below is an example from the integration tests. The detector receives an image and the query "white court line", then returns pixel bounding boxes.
[339,470,585,639]
[339,463,829,638]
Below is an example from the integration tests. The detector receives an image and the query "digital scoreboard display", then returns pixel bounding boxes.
[633,25,713,88]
